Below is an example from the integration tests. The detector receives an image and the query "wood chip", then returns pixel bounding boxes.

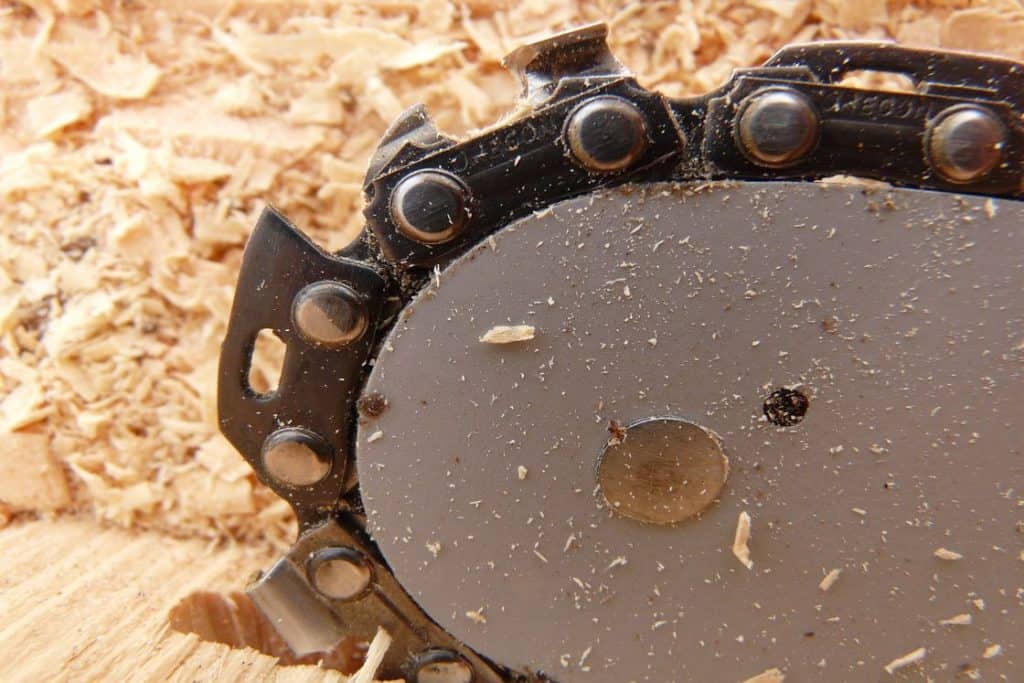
[939,613,972,626]
[884,647,926,674]
[465,607,487,624]
[742,668,785,683]
[933,547,963,560]
[818,568,841,592]
[982,644,1002,659]
[349,626,392,683]
[517,465,528,480]
[732,510,753,570]
[480,324,536,344]
[0,432,71,511]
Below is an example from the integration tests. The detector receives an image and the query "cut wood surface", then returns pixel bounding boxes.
[0,516,367,682]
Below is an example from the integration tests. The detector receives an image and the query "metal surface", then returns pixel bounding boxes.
[736,88,818,166]
[597,418,729,525]
[390,170,471,244]
[565,96,648,172]
[261,428,332,487]
[247,516,514,681]
[412,650,475,683]
[292,281,368,346]
[358,181,1023,681]
[215,23,1024,682]
[308,547,373,601]
[927,105,1006,183]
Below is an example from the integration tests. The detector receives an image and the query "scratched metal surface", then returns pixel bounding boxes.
[358,181,1023,681]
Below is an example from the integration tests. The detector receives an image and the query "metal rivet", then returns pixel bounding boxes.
[390,170,470,244]
[566,95,647,173]
[597,418,729,525]
[292,281,367,347]
[308,547,372,601]
[412,649,474,683]
[261,429,332,487]
[763,387,809,427]
[928,105,1005,183]
[737,88,818,167]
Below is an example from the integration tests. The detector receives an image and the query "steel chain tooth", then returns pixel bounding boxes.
[216,23,1024,683]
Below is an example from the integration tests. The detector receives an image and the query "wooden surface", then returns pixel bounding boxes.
[0,517,347,682]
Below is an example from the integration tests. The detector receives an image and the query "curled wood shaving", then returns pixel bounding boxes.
[480,324,536,344]
[733,510,753,570]
[883,647,926,675]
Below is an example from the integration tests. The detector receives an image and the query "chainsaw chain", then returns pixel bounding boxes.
[217,24,1023,682]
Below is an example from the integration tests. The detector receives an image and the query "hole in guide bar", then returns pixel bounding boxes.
[763,387,809,427]
[838,69,916,94]
[168,591,370,672]
[248,329,285,396]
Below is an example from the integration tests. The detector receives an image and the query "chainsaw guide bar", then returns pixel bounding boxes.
[217,24,1023,682]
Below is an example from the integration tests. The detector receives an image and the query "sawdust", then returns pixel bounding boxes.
[0,1,1020,553]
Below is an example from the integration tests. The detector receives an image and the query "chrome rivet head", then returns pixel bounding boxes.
[927,105,1005,183]
[292,281,367,347]
[390,170,470,244]
[412,649,474,683]
[597,418,729,526]
[261,428,332,487]
[566,95,648,173]
[737,88,819,167]
[308,547,372,601]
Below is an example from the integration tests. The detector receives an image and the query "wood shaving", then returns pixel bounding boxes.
[982,644,1002,659]
[517,465,528,480]
[933,547,963,560]
[480,324,536,344]
[733,510,753,570]
[818,568,841,592]
[742,668,785,683]
[465,608,487,624]
[884,647,926,674]
[0,433,70,510]
[939,613,972,626]
[0,0,1017,556]
[349,627,392,683]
